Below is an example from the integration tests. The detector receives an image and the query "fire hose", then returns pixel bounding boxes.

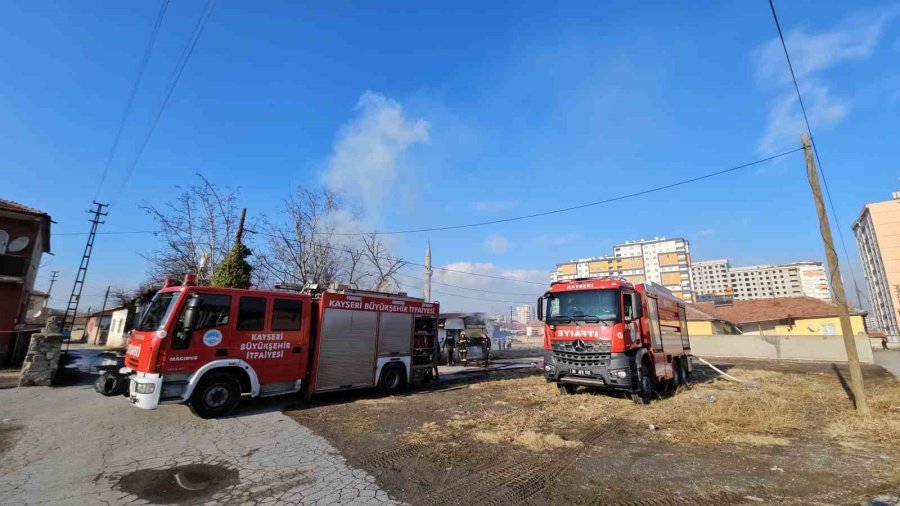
[694,356,762,388]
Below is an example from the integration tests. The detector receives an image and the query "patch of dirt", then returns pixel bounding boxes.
[288,362,900,505]
[0,423,24,458]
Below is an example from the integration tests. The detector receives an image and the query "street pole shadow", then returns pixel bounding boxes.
[830,363,856,406]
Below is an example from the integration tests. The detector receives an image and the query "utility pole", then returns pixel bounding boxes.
[45,270,60,308]
[63,201,108,353]
[97,286,110,345]
[802,133,868,416]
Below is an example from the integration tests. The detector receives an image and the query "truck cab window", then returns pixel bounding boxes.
[622,292,634,320]
[272,299,302,331]
[173,293,232,349]
[237,297,266,331]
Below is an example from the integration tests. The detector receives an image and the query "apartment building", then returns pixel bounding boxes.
[552,237,694,302]
[515,304,534,324]
[691,259,831,302]
[852,194,900,335]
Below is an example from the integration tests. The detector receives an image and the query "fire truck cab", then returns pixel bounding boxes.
[538,277,692,404]
[119,277,439,418]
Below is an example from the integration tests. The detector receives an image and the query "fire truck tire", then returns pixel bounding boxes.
[671,360,682,391]
[94,371,127,397]
[631,362,654,405]
[557,383,577,395]
[189,373,242,419]
[679,357,690,387]
[378,365,406,395]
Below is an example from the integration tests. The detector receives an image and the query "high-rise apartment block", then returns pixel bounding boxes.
[515,304,534,324]
[853,193,900,335]
[552,237,694,302]
[691,259,830,302]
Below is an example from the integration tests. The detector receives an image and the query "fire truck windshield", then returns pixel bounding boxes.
[547,289,619,322]
[136,292,178,331]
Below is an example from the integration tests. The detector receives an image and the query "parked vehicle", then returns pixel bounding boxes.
[537,277,692,403]
[111,275,439,418]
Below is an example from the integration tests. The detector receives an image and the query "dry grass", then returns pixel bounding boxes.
[402,367,900,450]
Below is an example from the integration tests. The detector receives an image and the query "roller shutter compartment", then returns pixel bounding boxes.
[315,309,378,391]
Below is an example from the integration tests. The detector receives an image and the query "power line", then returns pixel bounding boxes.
[393,269,539,298]
[766,0,862,303]
[327,147,804,236]
[112,0,217,202]
[395,279,534,304]
[56,230,156,236]
[246,228,548,286]
[94,0,170,200]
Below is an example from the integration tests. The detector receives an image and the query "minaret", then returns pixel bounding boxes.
[424,241,433,302]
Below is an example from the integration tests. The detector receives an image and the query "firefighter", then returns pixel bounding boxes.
[444,333,455,366]
[482,330,491,366]
[458,332,469,364]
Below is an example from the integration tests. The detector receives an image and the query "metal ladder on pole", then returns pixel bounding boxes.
[62,201,108,353]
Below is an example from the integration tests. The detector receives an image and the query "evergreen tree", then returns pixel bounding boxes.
[211,242,253,289]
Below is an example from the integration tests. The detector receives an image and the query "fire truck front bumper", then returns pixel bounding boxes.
[543,350,634,390]
[128,372,162,410]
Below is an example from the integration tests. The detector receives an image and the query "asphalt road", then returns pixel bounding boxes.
[0,367,400,505]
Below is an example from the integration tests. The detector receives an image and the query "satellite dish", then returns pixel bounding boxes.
[7,236,29,253]
[32,309,43,319]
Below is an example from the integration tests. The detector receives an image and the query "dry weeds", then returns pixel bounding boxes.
[402,367,900,450]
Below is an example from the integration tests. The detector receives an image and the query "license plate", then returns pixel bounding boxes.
[569,369,592,376]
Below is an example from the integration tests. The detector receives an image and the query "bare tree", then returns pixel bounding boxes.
[252,187,406,293]
[110,287,135,307]
[139,175,241,284]
[253,187,345,287]
[361,233,407,292]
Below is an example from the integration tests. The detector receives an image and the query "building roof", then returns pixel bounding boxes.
[693,296,863,325]
[0,198,52,253]
[0,198,48,217]
[685,304,719,322]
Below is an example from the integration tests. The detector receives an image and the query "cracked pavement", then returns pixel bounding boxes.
[0,382,402,505]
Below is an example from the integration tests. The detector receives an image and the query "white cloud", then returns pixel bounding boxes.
[472,200,515,212]
[754,8,898,153]
[534,232,579,246]
[322,91,430,220]
[485,235,510,254]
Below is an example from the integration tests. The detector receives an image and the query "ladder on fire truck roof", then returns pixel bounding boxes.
[273,282,424,302]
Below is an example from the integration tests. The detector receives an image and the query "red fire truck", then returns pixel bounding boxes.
[113,276,439,418]
[537,277,692,404]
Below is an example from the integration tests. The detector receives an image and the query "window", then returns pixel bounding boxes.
[647,297,663,351]
[272,299,302,331]
[237,297,266,331]
[137,292,178,331]
[172,293,231,349]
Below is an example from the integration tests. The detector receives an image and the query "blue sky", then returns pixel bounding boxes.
[2,1,899,313]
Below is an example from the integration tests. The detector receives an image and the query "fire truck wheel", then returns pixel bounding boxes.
[679,358,690,387]
[557,383,577,395]
[631,362,654,405]
[671,360,682,391]
[189,373,242,419]
[378,365,407,395]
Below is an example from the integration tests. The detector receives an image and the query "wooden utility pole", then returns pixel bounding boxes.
[235,208,247,245]
[98,286,110,345]
[802,133,868,416]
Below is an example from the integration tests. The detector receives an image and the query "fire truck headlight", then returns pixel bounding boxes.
[544,364,555,372]
[134,382,156,395]
[610,369,628,378]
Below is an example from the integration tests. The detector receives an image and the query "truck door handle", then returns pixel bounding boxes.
[216,349,228,357]
[293,346,302,353]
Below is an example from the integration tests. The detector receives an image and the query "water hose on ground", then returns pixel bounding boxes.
[694,356,762,388]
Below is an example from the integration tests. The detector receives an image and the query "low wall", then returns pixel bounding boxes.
[690,334,875,364]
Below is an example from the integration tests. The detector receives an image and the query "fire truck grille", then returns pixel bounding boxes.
[550,340,611,367]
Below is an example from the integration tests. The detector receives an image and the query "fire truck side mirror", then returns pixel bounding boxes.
[536,297,543,321]
[183,297,201,331]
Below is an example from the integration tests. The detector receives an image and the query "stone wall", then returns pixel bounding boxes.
[19,316,65,387]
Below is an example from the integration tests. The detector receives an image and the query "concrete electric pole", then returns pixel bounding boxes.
[802,133,868,416]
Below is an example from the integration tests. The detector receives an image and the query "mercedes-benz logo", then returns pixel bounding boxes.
[572,339,586,352]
